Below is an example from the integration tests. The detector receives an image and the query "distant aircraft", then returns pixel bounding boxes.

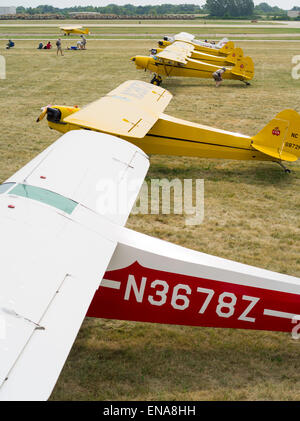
[60,26,89,36]
[131,40,254,86]
[36,80,299,172]
[159,33,235,56]
[1,128,300,400]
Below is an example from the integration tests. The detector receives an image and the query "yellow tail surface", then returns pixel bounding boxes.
[219,41,235,55]
[226,47,244,64]
[251,109,300,162]
[84,28,90,34]
[231,56,254,80]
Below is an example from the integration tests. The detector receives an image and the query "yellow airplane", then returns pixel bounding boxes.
[36,80,300,173]
[159,33,236,57]
[131,41,254,86]
[60,26,90,36]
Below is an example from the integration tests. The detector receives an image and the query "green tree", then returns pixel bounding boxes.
[205,0,254,17]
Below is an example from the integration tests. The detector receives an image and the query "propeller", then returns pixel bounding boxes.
[36,105,51,123]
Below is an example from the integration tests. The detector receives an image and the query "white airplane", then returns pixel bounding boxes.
[163,32,231,50]
[1,83,300,401]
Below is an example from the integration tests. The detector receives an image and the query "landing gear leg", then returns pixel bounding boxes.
[274,161,291,173]
[150,75,162,86]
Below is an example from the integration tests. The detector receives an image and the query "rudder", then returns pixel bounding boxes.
[251,109,300,161]
[219,41,235,55]
[231,56,254,80]
[226,47,244,64]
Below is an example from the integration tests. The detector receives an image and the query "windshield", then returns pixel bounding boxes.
[8,184,78,215]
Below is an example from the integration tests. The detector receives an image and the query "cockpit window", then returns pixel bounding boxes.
[0,182,16,194]
[8,184,78,214]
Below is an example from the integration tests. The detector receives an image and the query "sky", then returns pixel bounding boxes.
[4,0,300,11]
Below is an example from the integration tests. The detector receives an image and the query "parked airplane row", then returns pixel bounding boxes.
[1,81,300,400]
[0,31,299,401]
[131,32,254,86]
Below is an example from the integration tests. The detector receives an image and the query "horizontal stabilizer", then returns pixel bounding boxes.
[252,144,297,162]
[64,80,172,138]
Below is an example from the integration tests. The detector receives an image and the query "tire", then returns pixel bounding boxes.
[150,75,162,86]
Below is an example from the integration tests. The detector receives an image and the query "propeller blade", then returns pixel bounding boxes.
[36,105,51,123]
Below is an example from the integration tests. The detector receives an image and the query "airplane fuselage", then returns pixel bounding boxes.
[146,56,244,81]
[46,107,273,162]
[133,55,253,82]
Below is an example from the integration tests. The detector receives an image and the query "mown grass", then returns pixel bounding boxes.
[0,39,299,401]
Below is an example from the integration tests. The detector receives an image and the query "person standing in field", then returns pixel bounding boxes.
[56,38,63,56]
[80,35,87,50]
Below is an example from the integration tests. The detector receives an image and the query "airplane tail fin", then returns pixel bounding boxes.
[226,47,244,64]
[251,109,300,162]
[219,41,235,55]
[216,37,229,48]
[84,28,90,34]
[231,56,254,81]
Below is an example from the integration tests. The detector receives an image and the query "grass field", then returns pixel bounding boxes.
[0,36,300,401]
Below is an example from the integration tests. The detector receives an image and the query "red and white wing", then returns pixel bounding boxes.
[88,227,300,334]
[0,130,149,400]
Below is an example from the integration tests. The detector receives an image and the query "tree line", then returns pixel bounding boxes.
[15,2,290,18]
[16,4,202,16]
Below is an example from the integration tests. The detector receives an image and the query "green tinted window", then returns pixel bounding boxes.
[0,183,15,194]
[9,184,78,214]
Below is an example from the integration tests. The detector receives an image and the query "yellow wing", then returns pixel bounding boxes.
[156,41,194,64]
[60,26,82,31]
[64,80,172,138]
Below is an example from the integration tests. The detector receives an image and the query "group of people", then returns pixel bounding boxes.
[37,41,52,50]
[56,34,87,55]
[35,35,87,56]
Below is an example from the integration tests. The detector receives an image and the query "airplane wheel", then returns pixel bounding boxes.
[150,75,162,86]
[285,168,291,174]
